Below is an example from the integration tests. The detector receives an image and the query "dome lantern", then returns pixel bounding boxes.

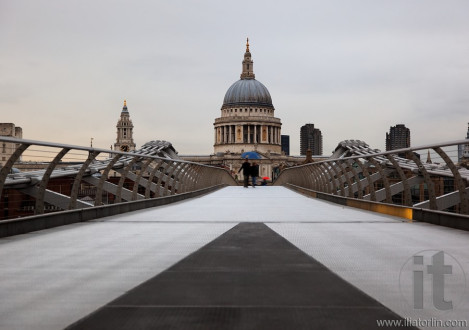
[241,37,255,80]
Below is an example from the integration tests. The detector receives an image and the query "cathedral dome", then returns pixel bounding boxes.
[222,79,273,107]
[213,39,282,156]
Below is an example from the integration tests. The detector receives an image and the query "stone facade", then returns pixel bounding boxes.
[0,123,23,167]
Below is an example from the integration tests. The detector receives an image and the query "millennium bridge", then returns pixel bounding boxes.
[1,136,469,329]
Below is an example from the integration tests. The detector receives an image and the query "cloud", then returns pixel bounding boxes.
[1,0,469,155]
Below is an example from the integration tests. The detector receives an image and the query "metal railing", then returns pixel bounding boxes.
[274,139,469,215]
[0,136,236,220]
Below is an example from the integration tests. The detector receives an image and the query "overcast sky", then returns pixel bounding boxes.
[1,0,468,155]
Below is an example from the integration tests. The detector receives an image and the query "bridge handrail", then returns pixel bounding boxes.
[0,136,225,168]
[274,139,469,215]
[0,136,236,220]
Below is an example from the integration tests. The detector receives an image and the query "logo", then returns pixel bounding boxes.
[399,250,466,311]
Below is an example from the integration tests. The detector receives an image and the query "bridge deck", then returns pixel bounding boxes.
[1,186,468,329]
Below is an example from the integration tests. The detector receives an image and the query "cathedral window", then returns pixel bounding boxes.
[2,143,5,153]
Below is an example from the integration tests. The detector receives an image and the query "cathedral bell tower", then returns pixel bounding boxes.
[114,100,136,152]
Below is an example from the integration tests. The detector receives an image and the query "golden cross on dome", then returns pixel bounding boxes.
[246,38,250,52]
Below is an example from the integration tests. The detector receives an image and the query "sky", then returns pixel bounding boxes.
[1,0,469,156]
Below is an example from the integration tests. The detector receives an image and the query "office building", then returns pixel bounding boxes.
[300,124,323,155]
[385,124,410,151]
[281,135,290,156]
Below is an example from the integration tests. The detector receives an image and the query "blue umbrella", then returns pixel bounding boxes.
[241,151,262,160]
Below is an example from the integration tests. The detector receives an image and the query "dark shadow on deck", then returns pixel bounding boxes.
[67,223,415,330]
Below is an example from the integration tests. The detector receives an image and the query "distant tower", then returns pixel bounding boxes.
[385,124,410,151]
[458,123,469,162]
[426,150,432,164]
[281,135,290,155]
[300,124,323,155]
[114,100,136,152]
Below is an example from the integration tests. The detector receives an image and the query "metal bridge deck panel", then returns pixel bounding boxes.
[1,186,469,329]
[102,186,403,223]
[66,223,412,330]
[269,222,469,328]
[0,222,235,330]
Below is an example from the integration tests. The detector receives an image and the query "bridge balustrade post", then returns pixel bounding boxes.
[69,151,100,210]
[0,143,30,195]
[304,166,315,190]
[195,167,209,190]
[144,159,165,198]
[333,161,347,196]
[153,160,172,197]
[329,161,345,196]
[368,157,392,203]
[186,165,201,191]
[215,169,226,186]
[178,164,193,193]
[433,147,469,213]
[407,151,437,210]
[356,159,376,201]
[312,164,327,193]
[115,157,142,203]
[132,157,155,200]
[273,169,284,186]
[346,159,363,199]
[182,163,212,191]
[386,154,412,206]
[281,168,294,186]
[298,166,310,188]
[284,170,293,187]
[163,161,179,196]
[214,169,225,186]
[338,160,355,198]
[301,166,312,189]
[198,166,210,189]
[304,165,316,190]
[294,167,304,186]
[207,167,220,187]
[284,169,292,187]
[170,163,187,195]
[35,148,70,214]
[206,167,216,187]
[319,163,335,194]
[95,154,122,206]
[186,164,201,191]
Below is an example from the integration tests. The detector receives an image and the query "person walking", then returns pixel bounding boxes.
[238,158,251,188]
[251,162,259,187]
